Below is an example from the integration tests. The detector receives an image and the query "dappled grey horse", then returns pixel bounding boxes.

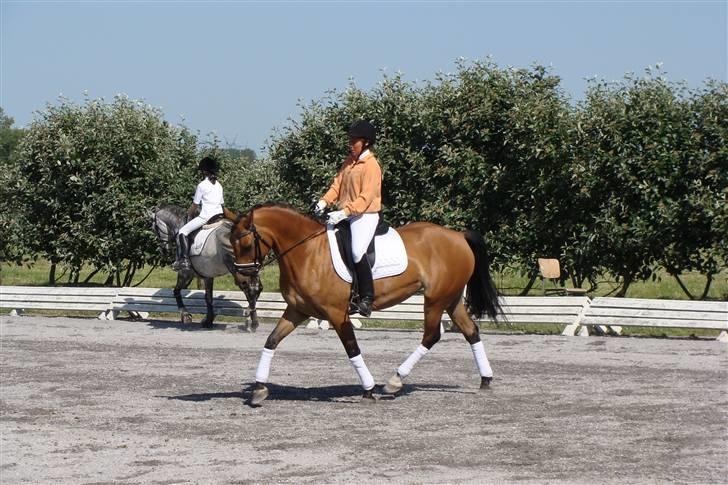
[150,205,261,330]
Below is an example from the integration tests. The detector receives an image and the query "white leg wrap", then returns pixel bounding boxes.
[470,341,493,378]
[255,348,275,383]
[349,354,375,390]
[397,344,429,378]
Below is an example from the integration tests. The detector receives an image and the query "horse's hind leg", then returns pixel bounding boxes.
[249,306,308,406]
[383,300,447,395]
[332,318,376,401]
[447,299,494,389]
[174,270,195,324]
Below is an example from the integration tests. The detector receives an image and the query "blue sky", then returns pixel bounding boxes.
[2,1,726,153]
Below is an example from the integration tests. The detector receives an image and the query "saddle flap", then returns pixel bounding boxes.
[190,221,230,257]
[327,226,408,284]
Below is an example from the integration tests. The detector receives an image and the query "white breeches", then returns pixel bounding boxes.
[349,212,379,263]
[178,216,206,236]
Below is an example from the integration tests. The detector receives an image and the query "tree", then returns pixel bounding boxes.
[0,108,27,263]
[14,95,199,285]
[266,60,576,291]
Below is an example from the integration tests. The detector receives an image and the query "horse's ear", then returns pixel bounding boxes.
[223,207,238,221]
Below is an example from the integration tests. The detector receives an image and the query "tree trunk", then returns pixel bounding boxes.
[82,268,101,284]
[48,262,57,286]
[518,274,538,296]
[699,273,713,300]
[673,274,696,300]
[615,274,632,297]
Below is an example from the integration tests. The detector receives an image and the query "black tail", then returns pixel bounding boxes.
[464,230,503,321]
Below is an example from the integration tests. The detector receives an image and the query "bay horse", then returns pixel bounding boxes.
[150,205,262,330]
[227,203,503,405]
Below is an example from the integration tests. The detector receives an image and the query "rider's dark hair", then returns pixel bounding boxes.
[198,156,219,183]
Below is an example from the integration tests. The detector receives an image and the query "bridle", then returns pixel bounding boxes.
[232,209,326,277]
[152,213,172,255]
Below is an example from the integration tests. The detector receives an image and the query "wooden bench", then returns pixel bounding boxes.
[580,297,728,342]
[107,287,250,320]
[0,285,119,319]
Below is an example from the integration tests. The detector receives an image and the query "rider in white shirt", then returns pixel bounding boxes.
[173,156,224,271]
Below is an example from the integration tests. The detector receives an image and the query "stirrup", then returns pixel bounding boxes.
[358,297,373,317]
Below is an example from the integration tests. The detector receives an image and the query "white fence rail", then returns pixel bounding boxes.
[1,286,726,342]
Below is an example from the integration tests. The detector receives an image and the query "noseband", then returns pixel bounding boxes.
[232,222,272,277]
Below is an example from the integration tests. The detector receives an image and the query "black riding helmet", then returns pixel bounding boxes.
[348,120,376,146]
[198,156,219,175]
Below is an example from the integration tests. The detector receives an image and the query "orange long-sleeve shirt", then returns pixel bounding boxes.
[322,150,382,216]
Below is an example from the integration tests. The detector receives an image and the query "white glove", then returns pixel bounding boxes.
[314,199,326,216]
[327,210,348,225]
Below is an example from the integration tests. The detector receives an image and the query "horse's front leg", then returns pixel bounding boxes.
[174,270,195,324]
[201,277,215,328]
[238,275,262,333]
[333,319,376,402]
[249,306,308,406]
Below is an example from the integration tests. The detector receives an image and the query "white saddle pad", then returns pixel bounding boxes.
[190,220,227,257]
[326,225,408,283]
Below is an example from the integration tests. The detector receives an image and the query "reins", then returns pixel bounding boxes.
[232,209,326,276]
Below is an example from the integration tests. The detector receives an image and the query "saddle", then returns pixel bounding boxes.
[187,215,229,257]
[334,217,390,272]
[185,213,226,244]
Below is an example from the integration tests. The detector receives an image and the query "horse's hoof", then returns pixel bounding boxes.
[362,389,376,403]
[382,373,403,394]
[480,376,493,390]
[181,313,193,324]
[250,384,269,406]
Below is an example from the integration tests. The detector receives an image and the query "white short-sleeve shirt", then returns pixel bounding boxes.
[193,178,224,219]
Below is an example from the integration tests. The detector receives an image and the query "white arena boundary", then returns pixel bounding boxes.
[1,286,726,342]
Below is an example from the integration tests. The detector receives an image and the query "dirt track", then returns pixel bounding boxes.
[1,315,726,484]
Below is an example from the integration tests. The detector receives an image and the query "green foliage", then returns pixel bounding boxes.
[0,108,27,263]
[571,70,727,296]
[3,60,725,298]
[267,60,579,282]
[11,95,199,284]
[265,62,726,297]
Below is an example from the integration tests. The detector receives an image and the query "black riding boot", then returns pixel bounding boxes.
[172,233,191,271]
[353,258,374,317]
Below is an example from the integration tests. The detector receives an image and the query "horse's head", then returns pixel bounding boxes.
[229,208,273,277]
[150,205,186,256]
[150,209,173,255]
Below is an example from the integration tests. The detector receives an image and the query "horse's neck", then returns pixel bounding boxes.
[259,208,323,254]
[157,209,185,236]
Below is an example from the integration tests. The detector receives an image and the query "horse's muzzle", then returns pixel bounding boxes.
[233,261,262,276]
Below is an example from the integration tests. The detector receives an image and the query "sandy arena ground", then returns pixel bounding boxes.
[1,314,727,484]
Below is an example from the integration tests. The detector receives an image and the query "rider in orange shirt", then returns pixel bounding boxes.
[315,120,382,317]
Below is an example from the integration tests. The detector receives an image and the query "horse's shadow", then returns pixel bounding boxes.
[161,382,468,406]
[144,319,249,333]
